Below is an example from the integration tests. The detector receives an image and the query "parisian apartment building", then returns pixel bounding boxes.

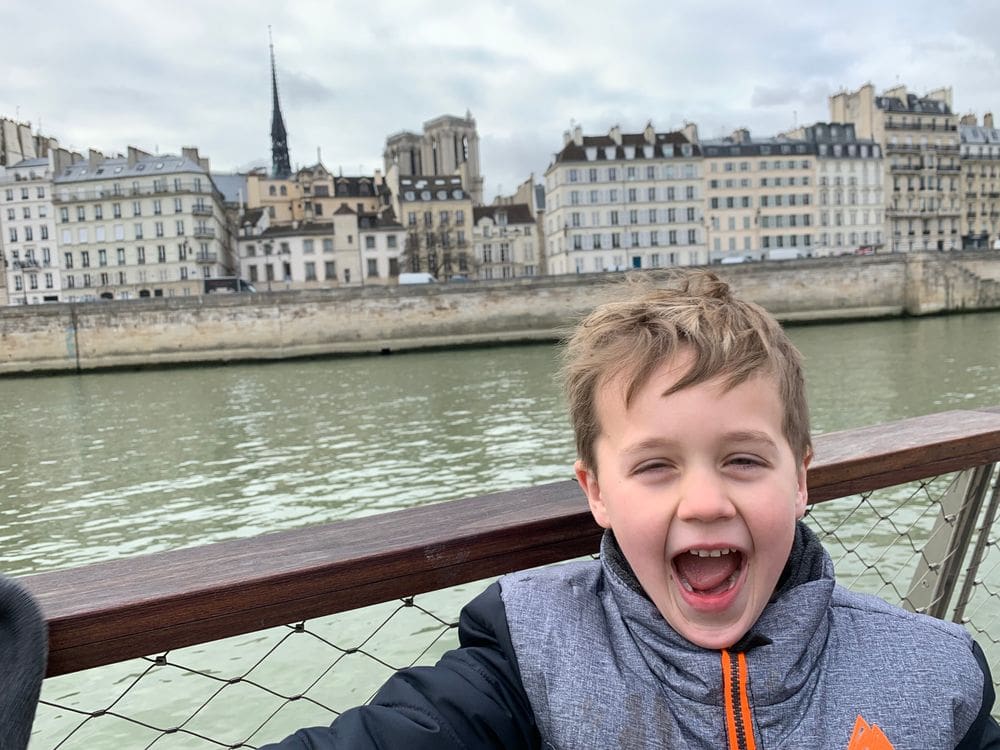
[543,123,707,275]
[958,114,1000,250]
[701,123,884,260]
[388,172,476,278]
[1,154,61,304]
[51,147,233,302]
[472,204,540,279]
[236,204,405,289]
[830,83,961,252]
[237,161,407,286]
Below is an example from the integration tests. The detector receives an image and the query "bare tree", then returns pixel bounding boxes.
[403,226,477,279]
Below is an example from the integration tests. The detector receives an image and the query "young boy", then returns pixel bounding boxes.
[264,270,999,749]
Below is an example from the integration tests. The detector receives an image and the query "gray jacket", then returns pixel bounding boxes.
[501,523,993,749]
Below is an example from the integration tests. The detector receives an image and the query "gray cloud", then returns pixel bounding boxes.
[2,0,998,194]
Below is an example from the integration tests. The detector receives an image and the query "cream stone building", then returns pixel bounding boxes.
[702,130,815,261]
[384,114,484,205]
[53,147,232,301]
[472,204,539,279]
[544,124,706,276]
[245,164,386,227]
[958,114,1000,250]
[830,84,961,252]
[1,156,61,304]
[237,206,404,289]
[391,174,475,278]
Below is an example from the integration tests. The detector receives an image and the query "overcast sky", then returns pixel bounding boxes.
[3,1,998,200]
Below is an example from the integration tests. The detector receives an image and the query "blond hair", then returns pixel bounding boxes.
[561,270,810,472]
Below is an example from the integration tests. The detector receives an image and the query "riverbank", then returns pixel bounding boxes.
[1,252,999,375]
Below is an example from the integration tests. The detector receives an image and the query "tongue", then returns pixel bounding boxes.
[675,553,740,592]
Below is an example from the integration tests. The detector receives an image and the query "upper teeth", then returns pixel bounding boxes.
[689,548,734,558]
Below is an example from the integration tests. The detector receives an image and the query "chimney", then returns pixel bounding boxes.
[883,84,907,102]
[960,114,978,127]
[986,113,994,129]
[88,149,103,169]
[643,121,656,145]
[609,125,622,145]
[731,128,751,144]
[182,146,200,164]
[926,87,953,110]
[682,122,699,144]
[573,125,583,146]
[563,130,572,147]
[126,145,149,167]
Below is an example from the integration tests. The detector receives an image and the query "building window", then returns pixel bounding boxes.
[365,236,376,250]
[324,261,336,279]
[367,258,378,277]
[305,261,317,281]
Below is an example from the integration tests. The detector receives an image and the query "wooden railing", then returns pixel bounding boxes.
[20,407,1000,678]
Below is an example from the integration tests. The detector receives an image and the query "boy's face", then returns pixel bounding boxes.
[575,352,809,650]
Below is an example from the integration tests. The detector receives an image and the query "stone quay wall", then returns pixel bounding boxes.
[2,253,999,375]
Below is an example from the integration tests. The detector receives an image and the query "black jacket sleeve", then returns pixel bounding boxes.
[258,582,540,749]
[956,641,1000,750]
[0,575,47,750]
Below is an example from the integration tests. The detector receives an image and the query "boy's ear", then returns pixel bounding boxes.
[575,459,611,529]
[794,448,812,519]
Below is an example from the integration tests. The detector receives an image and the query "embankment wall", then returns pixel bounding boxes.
[2,253,999,375]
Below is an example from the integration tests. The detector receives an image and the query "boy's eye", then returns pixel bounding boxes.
[727,455,764,469]
[633,460,673,475]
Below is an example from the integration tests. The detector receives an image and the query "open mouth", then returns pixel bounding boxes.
[672,547,745,598]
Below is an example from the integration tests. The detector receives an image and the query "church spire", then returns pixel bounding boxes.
[269,27,292,179]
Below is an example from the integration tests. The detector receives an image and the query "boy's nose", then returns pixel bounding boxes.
[675,468,737,522]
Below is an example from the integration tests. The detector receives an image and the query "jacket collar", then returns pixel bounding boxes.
[601,521,836,706]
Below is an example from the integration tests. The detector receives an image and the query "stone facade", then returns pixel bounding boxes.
[830,83,961,252]
[472,204,540,279]
[1,156,60,304]
[959,114,1000,250]
[52,147,233,301]
[244,163,386,226]
[392,173,475,279]
[544,124,706,275]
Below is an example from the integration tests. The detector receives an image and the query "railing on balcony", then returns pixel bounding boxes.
[20,407,1000,747]
[195,252,219,264]
[192,205,213,217]
[193,227,216,239]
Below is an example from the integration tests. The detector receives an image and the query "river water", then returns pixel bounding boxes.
[3,310,1000,746]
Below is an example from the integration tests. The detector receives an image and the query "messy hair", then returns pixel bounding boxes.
[561,270,811,472]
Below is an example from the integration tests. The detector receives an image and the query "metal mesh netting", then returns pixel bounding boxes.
[33,470,1000,748]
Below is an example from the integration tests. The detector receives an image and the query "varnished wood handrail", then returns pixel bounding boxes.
[20,407,1000,677]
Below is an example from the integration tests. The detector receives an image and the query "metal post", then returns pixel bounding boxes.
[905,465,995,617]
[951,464,1000,624]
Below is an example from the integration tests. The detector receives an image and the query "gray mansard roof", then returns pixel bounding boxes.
[875,94,952,115]
[960,125,1000,144]
[55,153,207,183]
[555,130,698,163]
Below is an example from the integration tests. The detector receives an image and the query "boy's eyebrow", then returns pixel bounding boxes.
[722,430,780,449]
[622,431,779,455]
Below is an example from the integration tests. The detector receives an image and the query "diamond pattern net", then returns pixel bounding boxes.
[33,471,1000,748]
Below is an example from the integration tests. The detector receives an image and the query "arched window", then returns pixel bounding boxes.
[268,185,276,196]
